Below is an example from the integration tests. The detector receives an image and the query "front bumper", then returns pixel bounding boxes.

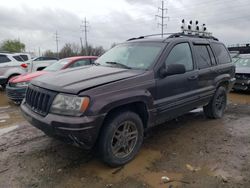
[233,79,250,91]
[21,101,105,149]
[6,85,27,102]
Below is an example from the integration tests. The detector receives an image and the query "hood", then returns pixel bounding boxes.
[236,67,250,74]
[10,71,49,83]
[32,66,144,94]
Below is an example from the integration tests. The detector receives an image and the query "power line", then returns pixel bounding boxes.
[155,0,170,38]
[80,17,89,55]
[54,31,59,58]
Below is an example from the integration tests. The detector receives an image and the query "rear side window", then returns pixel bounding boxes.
[0,55,11,63]
[13,55,24,62]
[211,43,231,64]
[165,43,193,71]
[194,45,212,69]
[20,55,29,61]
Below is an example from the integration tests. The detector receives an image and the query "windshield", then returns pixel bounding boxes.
[43,59,69,71]
[235,58,250,68]
[96,43,164,70]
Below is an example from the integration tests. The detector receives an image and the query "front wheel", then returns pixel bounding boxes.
[98,111,144,167]
[203,86,227,119]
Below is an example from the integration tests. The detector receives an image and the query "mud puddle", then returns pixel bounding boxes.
[0,91,25,128]
[229,91,250,104]
[0,125,19,136]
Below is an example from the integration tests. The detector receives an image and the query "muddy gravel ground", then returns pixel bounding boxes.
[0,89,250,188]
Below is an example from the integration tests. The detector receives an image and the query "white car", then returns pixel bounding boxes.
[28,57,58,72]
[0,53,28,88]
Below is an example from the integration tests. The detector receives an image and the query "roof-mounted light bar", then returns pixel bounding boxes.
[181,19,212,37]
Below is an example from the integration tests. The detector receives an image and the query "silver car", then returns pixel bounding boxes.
[0,53,27,89]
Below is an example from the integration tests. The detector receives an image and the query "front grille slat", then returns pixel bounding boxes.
[25,85,56,116]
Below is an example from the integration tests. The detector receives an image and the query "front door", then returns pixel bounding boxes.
[155,42,199,124]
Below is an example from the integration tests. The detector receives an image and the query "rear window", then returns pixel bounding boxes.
[0,55,11,63]
[211,43,231,64]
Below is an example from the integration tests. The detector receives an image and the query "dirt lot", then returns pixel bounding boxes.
[0,89,250,188]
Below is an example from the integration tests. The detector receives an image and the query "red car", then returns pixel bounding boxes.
[6,56,98,103]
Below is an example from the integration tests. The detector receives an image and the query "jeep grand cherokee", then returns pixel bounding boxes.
[21,33,235,166]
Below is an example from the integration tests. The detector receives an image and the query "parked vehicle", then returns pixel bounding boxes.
[233,54,250,91]
[28,56,59,72]
[0,53,28,89]
[6,56,98,103]
[21,32,235,167]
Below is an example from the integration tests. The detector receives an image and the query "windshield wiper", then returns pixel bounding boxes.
[105,61,131,69]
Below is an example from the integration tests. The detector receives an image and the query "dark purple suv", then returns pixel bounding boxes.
[21,33,235,167]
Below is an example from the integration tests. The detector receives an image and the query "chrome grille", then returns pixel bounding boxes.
[25,85,56,116]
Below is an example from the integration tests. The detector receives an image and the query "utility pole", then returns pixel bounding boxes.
[80,18,89,55]
[55,31,59,58]
[80,37,83,53]
[156,0,169,38]
[38,47,41,57]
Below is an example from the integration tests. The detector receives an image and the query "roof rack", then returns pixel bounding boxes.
[127,33,174,41]
[166,32,219,41]
[127,32,218,42]
[128,20,218,42]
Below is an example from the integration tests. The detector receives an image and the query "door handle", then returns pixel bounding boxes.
[188,75,198,80]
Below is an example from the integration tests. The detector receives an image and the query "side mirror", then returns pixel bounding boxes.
[160,64,186,78]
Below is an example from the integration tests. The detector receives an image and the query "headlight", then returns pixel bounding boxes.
[50,94,90,116]
[15,81,30,88]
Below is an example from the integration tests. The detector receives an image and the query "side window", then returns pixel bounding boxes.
[69,59,91,68]
[34,57,42,61]
[194,45,212,69]
[20,55,28,61]
[211,43,231,64]
[13,55,24,62]
[0,55,11,63]
[207,46,216,65]
[165,43,193,71]
[45,57,58,60]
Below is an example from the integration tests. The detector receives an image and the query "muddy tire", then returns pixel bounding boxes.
[203,86,227,119]
[98,111,144,167]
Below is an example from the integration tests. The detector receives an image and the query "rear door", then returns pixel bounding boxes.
[210,42,234,78]
[155,41,199,124]
[193,43,217,101]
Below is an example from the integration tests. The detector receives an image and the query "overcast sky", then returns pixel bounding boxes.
[0,0,249,55]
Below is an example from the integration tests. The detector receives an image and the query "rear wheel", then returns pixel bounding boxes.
[203,86,227,119]
[98,111,144,167]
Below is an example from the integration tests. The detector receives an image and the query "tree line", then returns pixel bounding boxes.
[0,40,25,52]
[43,43,106,58]
[0,39,110,58]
